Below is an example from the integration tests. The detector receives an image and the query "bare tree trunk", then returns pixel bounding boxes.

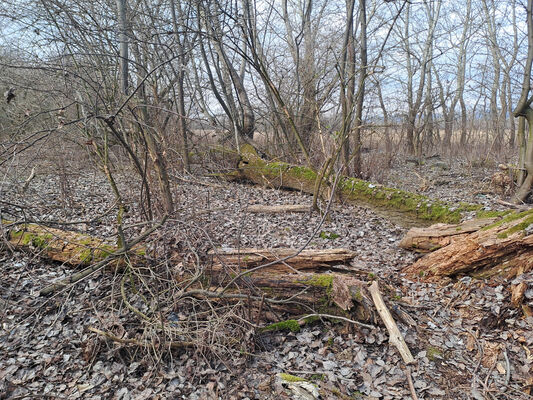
[460,97,468,147]
[375,79,392,164]
[170,0,190,172]
[482,0,503,152]
[116,0,129,95]
[403,1,440,156]
[282,0,320,153]
[352,0,367,176]
[513,0,533,203]
[340,0,356,169]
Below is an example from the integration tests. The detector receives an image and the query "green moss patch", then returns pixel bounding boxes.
[427,346,443,361]
[319,230,340,240]
[260,319,301,333]
[279,373,306,383]
[10,230,53,249]
[340,177,482,223]
[298,274,334,299]
[482,208,533,234]
[475,210,512,219]
[497,212,533,239]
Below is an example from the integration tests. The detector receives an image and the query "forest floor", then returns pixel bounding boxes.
[1,152,532,400]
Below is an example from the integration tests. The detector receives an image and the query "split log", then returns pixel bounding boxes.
[403,210,533,281]
[246,204,310,213]
[235,144,489,225]
[208,247,356,273]
[399,218,497,252]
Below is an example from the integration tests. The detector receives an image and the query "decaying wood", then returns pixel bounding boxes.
[3,221,376,322]
[208,247,356,273]
[4,221,120,266]
[39,217,166,295]
[232,144,479,224]
[399,218,497,252]
[192,272,375,321]
[369,281,415,364]
[246,204,310,213]
[402,212,533,281]
[511,282,528,307]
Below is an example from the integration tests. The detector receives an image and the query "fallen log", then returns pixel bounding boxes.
[246,204,310,213]
[192,272,375,323]
[2,221,377,323]
[208,247,356,273]
[3,221,119,265]
[402,209,533,280]
[235,144,494,224]
[399,218,498,252]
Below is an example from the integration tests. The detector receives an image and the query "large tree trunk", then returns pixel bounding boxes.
[401,211,533,281]
[513,0,533,203]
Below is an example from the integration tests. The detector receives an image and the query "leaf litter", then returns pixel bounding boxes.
[1,157,532,399]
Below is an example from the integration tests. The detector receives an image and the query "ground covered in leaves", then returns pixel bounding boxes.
[1,153,532,399]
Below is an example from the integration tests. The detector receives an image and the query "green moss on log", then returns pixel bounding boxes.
[339,177,482,223]
[297,274,334,298]
[10,230,54,249]
[5,221,145,266]
[496,210,533,239]
[237,145,507,224]
[482,209,533,235]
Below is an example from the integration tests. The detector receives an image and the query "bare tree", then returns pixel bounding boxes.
[513,0,533,203]
[402,0,441,156]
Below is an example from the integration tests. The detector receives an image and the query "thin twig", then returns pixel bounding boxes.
[405,366,419,400]
[297,313,374,329]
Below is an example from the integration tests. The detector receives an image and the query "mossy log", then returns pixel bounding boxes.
[236,144,488,224]
[208,247,357,273]
[4,221,120,265]
[402,209,533,281]
[203,248,375,320]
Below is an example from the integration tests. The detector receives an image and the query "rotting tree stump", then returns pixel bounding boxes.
[402,209,533,281]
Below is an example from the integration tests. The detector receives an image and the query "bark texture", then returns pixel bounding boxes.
[208,247,356,273]
[399,218,497,252]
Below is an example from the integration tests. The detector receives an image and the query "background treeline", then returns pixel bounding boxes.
[0,0,531,211]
